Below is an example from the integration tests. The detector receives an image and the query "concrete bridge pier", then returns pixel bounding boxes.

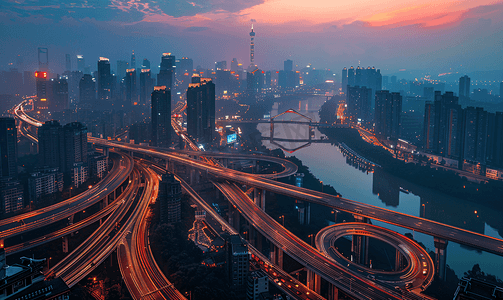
[434,237,448,280]
[351,235,369,265]
[62,236,69,253]
[395,248,403,271]
[253,188,266,211]
[270,245,283,269]
[306,270,321,293]
[352,215,370,265]
[327,283,339,300]
[103,147,110,157]
[189,168,196,186]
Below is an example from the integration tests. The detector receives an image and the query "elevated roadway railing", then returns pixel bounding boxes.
[0,151,133,241]
[87,138,503,257]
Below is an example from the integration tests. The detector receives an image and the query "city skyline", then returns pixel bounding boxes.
[1,1,503,74]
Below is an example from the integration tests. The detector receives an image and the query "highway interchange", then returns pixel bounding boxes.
[12,101,503,299]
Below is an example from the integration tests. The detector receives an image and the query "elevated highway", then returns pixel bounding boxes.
[0,151,133,241]
[316,223,435,291]
[117,161,186,300]
[85,138,503,257]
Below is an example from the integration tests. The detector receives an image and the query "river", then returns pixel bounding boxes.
[257,95,503,280]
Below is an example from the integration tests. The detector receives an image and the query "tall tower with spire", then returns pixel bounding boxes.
[249,24,255,69]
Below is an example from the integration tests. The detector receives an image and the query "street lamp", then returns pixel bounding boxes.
[279,215,285,227]
[308,234,314,247]
[320,181,323,193]
[422,204,425,217]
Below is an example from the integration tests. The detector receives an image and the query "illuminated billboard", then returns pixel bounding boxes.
[227,133,237,144]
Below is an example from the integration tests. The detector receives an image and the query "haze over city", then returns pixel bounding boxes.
[2,0,503,74]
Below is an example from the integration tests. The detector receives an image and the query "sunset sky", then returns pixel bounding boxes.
[1,0,502,75]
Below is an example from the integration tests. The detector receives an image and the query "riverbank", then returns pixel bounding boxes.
[318,99,503,211]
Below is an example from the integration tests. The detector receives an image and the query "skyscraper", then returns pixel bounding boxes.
[38,120,65,172]
[65,54,71,71]
[97,57,112,102]
[215,61,227,71]
[187,76,215,144]
[35,71,49,110]
[231,58,239,73]
[459,75,470,99]
[79,74,95,104]
[284,59,293,72]
[158,173,181,224]
[52,76,69,111]
[178,57,193,75]
[0,118,17,179]
[140,69,152,105]
[116,60,129,80]
[131,50,136,69]
[125,68,137,105]
[142,58,150,69]
[157,53,175,89]
[151,86,171,147]
[247,69,264,93]
[77,55,85,72]
[374,91,402,140]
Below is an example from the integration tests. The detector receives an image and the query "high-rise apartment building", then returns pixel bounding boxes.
[187,77,215,144]
[178,57,193,75]
[284,59,293,72]
[0,118,18,179]
[158,173,181,224]
[226,234,249,292]
[215,61,227,71]
[157,53,175,89]
[246,270,269,300]
[63,122,88,174]
[51,76,68,111]
[341,66,382,104]
[28,167,63,203]
[341,67,348,93]
[142,58,150,69]
[97,57,112,101]
[423,91,462,157]
[38,121,87,179]
[125,68,137,105]
[131,50,136,70]
[116,60,129,80]
[151,86,171,147]
[79,74,95,104]
[0,177,24,214]
[346,86,372,125]
[38,120,65,172]
[77,55,85,72]
[459,75,470,99]
[374,91,402,140]
[462,107,488,163]
[65,54,71,71]
[139,69,152,105]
